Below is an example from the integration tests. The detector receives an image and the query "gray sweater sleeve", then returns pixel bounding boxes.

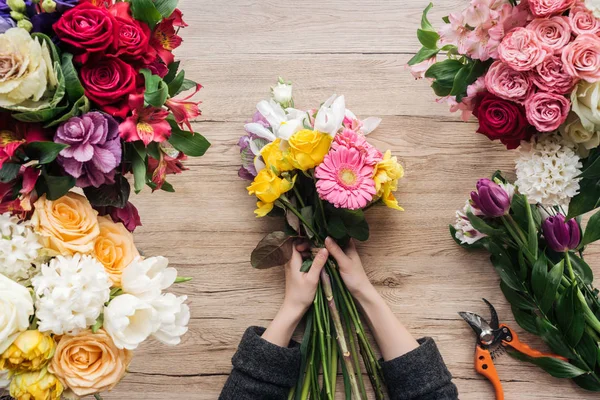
[220,328,458,400]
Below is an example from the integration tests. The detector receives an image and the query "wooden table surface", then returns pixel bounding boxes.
[103,0,600,398]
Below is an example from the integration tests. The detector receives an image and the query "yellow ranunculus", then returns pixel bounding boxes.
[373,150,404,211]
[247,169,295,217]
[0,331,55,373]
[260,139,293,173]
[93,216,140,287]
[288,129,332,171]
[10,367,63,400]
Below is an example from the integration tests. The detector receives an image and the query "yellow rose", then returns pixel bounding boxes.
[260,139,293,173]
[373,150,404,211]
[288,129,332,171]
[247,169,295,217]
[31,193,100,255]
[48,329,132,398]
[93,216,139,286]
[10,367,63,400]
[0,331,55,373]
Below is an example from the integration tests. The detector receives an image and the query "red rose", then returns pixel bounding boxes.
[53,2,118,63]
[108,2,155,65]
[473,92,533,149]
[80,58,138,118]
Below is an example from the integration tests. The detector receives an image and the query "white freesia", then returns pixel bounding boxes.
[515,134,582,207]
[32,254,111,335]
[244,100,305,141]
[0,273,33,353]
[314,95,346,136]
[584,0,600,17]
[271,78,293,106]
[151,293,190,345]
[571,80,600,133]
[104,294,156,350]
[453,201,488,245]
[0,212,43,284]
[0,28,57,108]
[560,113,600,156]
[121,256,177,302]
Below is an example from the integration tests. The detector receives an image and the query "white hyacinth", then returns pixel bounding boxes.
[515,134,583,207]
[0,213,43,284]
[32,254,111,335]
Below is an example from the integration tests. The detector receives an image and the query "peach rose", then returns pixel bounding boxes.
[485,60,533,102]
[93,216,139,286]
[569,4,600,35]
[525,92,570,131]
[498,28,551,71]
[562,34,600,82]
[529,0,576,17]
[48,329,132,397]
[31,193,100,255]
[528,17,571,54]
[531,56,578,94]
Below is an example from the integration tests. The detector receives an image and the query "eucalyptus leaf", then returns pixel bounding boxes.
[251,231,296,269]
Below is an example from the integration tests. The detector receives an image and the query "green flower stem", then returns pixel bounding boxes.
[565,253,600,335]
[344,300,368,399]
[329,336,338,394]
[94,394,103,400]
[565,251,576,281]
[314,284,332,400]
[293,186,306,209]
[300,321,317,400]
[506,214,528,244]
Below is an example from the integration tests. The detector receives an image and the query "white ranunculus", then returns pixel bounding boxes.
[32,254,111,335]
[0,273,34,353]
[314,94,346,136]
[585,0,600,17]
[104,294,157,350]
[121,256,177,302]
[571,80,600,132]
[271,81,293,105]
[0,28,57,108]
[560,113,600,156]
[151,293,190,346]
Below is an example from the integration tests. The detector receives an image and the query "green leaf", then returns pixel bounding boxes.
[501,281,536,311]
[130,0,162,28]
[430,80,452,97]
[131,143,147,194]
[575,332,598,370]
[0,163,20,183]
[417,29,439,49]
[300,259,313,273]
[31,33,59,62]
[168,122,211,157]
[486,241,523,292]
[37,172,76,201]
[44,96,90,128]
[569,253,593,284]
[140,69,169,107]
[581,209,600,247]
[160,180,175,192]
[407,47,439,66]
[327,214,346,239]
[420,3,435,31]
[174,276,192,283]
[250,231,295,269]
[153,0,178,17]
[556,284,585,347]
[578,151,600,179]
[508,351,586,378]
[301,206,314,239]
[24,142,68,164]
[532,254,548,303]
[450,64,472,99]
[536,318,576,359]
[539,260,563,314]
[168,70,185,97]
[91,314,103,333]
[467,211,505,237]
[574,374,600,391]
[164,61,181,84]
[566,178,600,218]
[425,59,464,87]
[83,175,130,208]
[61,53,84,103]
[512,307,539,335]
[175,79,198,96]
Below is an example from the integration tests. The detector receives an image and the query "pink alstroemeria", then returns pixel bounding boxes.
[119,94,172,145]
[165,84,202,132]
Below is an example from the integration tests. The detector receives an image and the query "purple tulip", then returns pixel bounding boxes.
[55,112,122,188]
[470,178,511,218]
[542,214,581,252]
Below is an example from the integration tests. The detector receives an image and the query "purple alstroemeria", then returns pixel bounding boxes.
[55,112,122,188]
[238,111,271,180]
[542,214,581,252]
[470,178,511,218]
[0,15,14,32]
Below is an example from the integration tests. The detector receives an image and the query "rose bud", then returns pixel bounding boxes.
[470,178,511,218]
[542,214,581,252]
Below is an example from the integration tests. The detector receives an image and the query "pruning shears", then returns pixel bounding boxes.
[459,299,567,400]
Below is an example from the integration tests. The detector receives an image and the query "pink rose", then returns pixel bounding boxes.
[528,17,571,54]
[498,27,551,71]
[525,92,570,131]
[485,61,533,102]
[531,56,578,94]
[561,34,600,82]
[569,5,600,36]
[528,0,576,17]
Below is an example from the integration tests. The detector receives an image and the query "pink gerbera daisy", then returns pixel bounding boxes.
[315,146,377,210]
[332,129,382,166]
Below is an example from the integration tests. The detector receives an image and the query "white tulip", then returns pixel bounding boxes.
[0,273,34,353]
[151,293,190,346]
[121,256,177,302]
[104,294,156,350]
[314,95,346,136]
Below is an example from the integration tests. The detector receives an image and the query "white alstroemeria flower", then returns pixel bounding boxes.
[315,95,346,136]
[121,256,177,302]
[454,201,488,245]
[151,293,190,346]
[0,274,34,353]
[104,294,157,350]
[244,99,305,141]
[344,109,382,135]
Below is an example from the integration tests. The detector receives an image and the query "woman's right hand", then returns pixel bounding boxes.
[324,237,375,299]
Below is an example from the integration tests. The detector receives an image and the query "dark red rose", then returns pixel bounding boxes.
[108,2,155,65]
[53,2,118,63]
[473,92,533,149]
[80,58,139,118]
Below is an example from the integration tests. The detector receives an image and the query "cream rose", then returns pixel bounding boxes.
[560,113,600,155]
[31,193,100,255]
[0,28,57,108]
[49,329,132,397]
[0,274,34,354]
[93,216,139,286]
[571,80,600,132]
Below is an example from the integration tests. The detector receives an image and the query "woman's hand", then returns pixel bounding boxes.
[261,242,328,347]
[324,237,375,300]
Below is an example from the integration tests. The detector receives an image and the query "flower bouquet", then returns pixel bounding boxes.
[0,0,208,399]
[239,78,404,400]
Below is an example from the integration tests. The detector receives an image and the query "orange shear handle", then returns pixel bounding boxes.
[499,324,568,361]
[475,346,504,400]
